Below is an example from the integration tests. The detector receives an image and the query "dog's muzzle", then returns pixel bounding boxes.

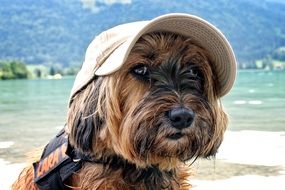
[166,107,195,130]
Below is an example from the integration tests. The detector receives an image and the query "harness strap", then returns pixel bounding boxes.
[33,128,82,190]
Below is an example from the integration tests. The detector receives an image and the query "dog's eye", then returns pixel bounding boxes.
[185,61,200,78]
[130,64,150,81]
[133,65,148,76]
[188,68,198,77]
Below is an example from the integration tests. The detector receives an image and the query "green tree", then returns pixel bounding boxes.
[262,56,274,70]
[0,60,30,80]
[34,68,42,78]
[49,66,56,76]
[272,47,285,61]
[0,61,14,79]
[10,61,29,79]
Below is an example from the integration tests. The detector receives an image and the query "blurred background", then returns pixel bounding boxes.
[0,0,284,189]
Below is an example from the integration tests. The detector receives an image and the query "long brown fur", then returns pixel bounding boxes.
[12,32,228,190]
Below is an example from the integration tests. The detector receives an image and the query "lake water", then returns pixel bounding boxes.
[0,71,285,162]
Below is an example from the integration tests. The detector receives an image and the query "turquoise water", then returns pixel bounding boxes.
[223,71,285,131]
[0,77,74,161]
[0,71,285,161]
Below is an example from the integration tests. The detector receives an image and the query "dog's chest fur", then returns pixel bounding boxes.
[69,161,190,190]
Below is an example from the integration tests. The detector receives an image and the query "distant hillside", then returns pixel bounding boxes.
[0,0,285,67]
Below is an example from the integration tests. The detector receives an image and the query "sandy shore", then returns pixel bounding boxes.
[193,175,285,190]
[0,159,25,190]
[191,130,285,189]
[1,130,285,189]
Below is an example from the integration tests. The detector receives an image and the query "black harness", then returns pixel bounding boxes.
[33,129,83,190]
[32,129,171,189]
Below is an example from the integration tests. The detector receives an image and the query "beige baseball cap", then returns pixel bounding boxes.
[69,13,237,105]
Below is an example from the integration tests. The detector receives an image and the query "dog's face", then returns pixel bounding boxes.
[68,32,228,170]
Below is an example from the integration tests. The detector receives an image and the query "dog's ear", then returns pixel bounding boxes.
[204,105,228,157]
[67,79,104,154]
[199,62,228,157]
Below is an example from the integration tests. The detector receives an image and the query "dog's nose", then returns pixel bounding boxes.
[167,107,195,130]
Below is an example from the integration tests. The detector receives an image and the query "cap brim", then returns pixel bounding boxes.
[95,13,236,97]
[70,13,237,105]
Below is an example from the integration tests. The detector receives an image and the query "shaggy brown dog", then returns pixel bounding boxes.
[12,32,227,190]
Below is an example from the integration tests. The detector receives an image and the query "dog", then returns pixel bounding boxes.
[12,13,236,190]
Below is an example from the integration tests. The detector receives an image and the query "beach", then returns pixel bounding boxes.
[192,130,285,190]
[1,130,284,189]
